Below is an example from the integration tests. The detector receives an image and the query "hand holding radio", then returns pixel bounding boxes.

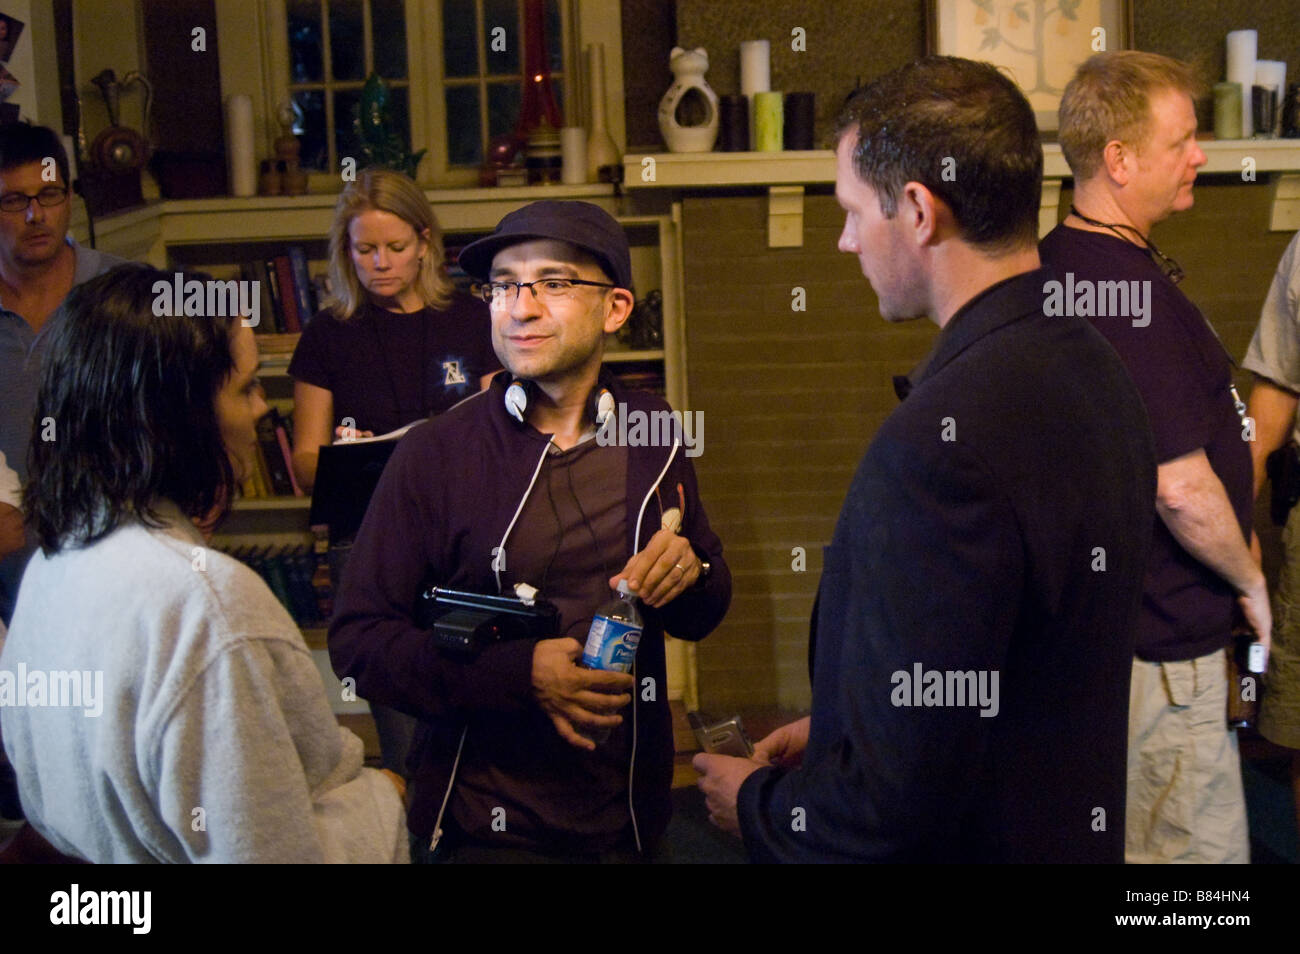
[531,637,634,750]
[752,715,811,769]
[693,752,764,836]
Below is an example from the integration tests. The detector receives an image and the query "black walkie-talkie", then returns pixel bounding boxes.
[416,586,559,655]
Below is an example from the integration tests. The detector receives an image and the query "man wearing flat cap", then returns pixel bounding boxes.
[330,200,730,862]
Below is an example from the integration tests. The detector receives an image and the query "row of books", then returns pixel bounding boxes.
[237,407,304,499]
[241,246,331,334]
[218,542,333,629]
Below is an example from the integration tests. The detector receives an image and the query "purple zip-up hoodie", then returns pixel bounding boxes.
[329,372,731,851]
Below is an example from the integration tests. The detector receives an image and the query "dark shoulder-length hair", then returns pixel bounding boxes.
[25,264,238,553]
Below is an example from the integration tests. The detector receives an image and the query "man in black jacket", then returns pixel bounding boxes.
[695,57,1157,862]
[330,201,730,862]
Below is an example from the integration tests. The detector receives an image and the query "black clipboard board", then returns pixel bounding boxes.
[308,423,421,539]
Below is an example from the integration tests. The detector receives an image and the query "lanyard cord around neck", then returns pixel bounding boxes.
[1068,205,1186,285]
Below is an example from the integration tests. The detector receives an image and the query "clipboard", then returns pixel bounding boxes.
[308,421,423,539]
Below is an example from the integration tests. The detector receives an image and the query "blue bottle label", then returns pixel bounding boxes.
[582,615,643,672]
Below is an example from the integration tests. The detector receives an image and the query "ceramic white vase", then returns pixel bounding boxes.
[658,47,719,153]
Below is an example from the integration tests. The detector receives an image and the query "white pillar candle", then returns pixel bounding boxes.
[1226,30,1258,138]
[740,40,770,151]
[224,94,256,197]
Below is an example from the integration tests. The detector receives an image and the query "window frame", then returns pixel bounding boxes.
[435,0,569,176]
[237,0,624,191]
[276,0,417,180]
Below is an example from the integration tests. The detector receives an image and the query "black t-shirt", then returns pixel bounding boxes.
[1039,225,1251,662]
[288,292,500,436]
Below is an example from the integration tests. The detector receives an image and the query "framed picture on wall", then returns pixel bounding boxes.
[928,0,1133,132]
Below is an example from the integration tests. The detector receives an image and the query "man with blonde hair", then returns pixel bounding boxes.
[1041,51,1262,864]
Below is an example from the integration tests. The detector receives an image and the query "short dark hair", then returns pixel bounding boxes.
[0,122,70,185]
[25,265,238,553]
[833,56,1042,252]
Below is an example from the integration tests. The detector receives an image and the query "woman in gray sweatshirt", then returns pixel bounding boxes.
[0,265,407,862]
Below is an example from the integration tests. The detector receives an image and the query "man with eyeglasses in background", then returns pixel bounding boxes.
[0,122,127,845]
[330,200,730,862]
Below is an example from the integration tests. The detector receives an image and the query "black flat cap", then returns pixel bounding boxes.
[457,200,633,293]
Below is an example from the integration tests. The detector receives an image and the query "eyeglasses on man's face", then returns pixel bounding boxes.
[476,278,616,307]
[0,186,70,213]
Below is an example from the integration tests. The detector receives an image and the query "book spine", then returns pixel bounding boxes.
[241,263,267,335]
[310,546,334,623]
[252,441,274,497]
[257,413,295,496]
[287,246,315,319]
[273,411,304,496]
[262,258,286,333]
[274,254,302,333]
[250,260,281,334]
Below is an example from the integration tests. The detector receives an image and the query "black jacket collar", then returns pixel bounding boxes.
[898,267,1051,399]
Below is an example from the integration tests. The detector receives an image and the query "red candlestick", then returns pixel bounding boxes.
[515,0,563,135]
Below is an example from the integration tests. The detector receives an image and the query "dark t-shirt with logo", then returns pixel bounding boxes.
[289,292,500,436]
[1040,225,1251,662]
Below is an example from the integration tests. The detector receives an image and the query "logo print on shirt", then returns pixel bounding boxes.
[442,360,467,386]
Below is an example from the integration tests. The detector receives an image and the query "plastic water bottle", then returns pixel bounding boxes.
[582,580,644,672]
[581,580,643,743]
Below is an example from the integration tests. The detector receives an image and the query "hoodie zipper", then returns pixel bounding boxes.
[446,431,683,856]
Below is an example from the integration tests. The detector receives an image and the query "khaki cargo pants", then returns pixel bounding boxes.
[1126,651,1249,864]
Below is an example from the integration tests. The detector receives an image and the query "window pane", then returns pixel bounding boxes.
[487,81,519,141]
[445,85,481,165]
[334,88,364,168]
[293,90,328,171]
[442,0,479,78]
[371,0,408,79]
[287,0,323,82]
[483,0,519,75]
[544,0,562,74]
[330,0,365,81]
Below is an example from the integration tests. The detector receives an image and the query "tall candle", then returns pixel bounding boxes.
[740,40,770,150]
[1226,30,1257,137]
[740,40,770,97]
[225,94,256,197]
